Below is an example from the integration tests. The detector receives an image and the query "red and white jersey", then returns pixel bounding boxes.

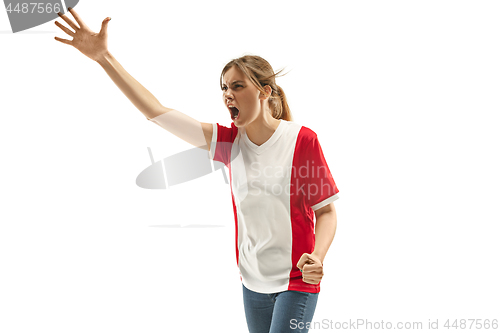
[209,119,339,294]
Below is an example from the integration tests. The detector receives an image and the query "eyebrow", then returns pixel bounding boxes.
[222,80,244,86]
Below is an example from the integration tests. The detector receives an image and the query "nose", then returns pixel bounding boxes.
[223,88,234,101]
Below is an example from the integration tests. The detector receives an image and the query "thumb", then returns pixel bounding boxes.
[296,253,310,270]
[99,17,111,35]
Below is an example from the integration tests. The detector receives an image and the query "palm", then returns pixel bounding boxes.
[54,8,110,62]
[73,31,107,60]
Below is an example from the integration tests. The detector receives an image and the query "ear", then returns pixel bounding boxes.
[259,85,272,100]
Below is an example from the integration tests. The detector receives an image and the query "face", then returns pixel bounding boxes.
[221,66,265,127]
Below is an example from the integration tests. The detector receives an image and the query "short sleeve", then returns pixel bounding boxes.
[298,135,340,211]
[209,122,238,167]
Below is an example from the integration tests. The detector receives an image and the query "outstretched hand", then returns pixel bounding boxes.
[54,7,111,63]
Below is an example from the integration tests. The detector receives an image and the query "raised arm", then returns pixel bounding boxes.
[54,8,213,151]
[97,52,213,151]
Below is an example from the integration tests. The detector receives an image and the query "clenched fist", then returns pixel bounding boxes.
[297,253,324,285]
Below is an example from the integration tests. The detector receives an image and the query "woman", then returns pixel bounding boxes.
[55,8,339,333]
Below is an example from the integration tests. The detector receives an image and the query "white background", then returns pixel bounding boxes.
[1,1,499,332]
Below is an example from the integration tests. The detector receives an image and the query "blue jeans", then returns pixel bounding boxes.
[242,283,319,333]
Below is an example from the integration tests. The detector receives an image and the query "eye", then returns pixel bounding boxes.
[222,84,243,92]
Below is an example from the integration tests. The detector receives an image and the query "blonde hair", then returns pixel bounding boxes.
[220,55,293,122]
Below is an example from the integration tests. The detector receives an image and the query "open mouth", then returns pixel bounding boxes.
[229,106,240,120]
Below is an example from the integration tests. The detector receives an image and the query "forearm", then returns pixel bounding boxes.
[312,211,337,264]
[96,51,169,119]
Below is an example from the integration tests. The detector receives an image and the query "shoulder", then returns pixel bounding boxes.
[296,124,318,147]
[281,120,317,142]
[214,122,240,143]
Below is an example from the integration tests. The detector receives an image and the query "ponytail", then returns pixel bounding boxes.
[274,85,293,122]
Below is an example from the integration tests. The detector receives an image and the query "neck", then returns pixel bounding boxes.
[244,110,281,146]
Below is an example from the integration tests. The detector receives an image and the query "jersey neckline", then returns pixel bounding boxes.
[242,119,285,154]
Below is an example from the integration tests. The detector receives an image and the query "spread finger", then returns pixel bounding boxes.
[54,36,72,45]
[57,11,80,31]
[67,7,89,30]
[55,20,75,37]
